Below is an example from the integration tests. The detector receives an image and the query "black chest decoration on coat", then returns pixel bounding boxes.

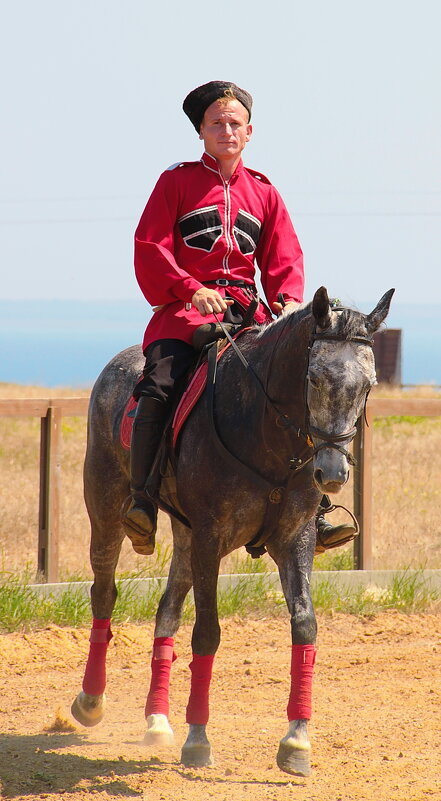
[178,206,261,255]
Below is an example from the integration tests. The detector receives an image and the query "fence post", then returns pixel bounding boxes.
[353,407,373,570]
[38,406,61,582]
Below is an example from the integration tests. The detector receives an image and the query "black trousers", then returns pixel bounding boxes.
[133,339,196,405]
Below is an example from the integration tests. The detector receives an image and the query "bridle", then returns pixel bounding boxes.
[212,307,374,476]
[300,324,374,473]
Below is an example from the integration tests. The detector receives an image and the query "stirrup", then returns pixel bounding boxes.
[315,503,359,555]
[317,500,359,530]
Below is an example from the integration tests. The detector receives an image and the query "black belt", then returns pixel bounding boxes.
[204,279,255,289]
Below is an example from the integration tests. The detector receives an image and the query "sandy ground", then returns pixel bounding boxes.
[0,612,440,801]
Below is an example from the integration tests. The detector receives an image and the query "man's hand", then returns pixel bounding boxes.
[272,300,301,316]
[191,287,234,317]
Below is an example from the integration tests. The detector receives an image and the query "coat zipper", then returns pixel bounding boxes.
[222,177,233,274]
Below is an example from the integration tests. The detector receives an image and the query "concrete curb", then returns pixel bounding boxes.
[28,569,441,599]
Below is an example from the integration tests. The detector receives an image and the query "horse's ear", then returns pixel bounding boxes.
[366,288,395,334]
[312,286,332,329]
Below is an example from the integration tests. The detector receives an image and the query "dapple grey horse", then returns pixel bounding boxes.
[71,286,393,776]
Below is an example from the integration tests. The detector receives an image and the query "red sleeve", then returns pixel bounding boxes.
[256,186,304,306]
[134,171,203,306]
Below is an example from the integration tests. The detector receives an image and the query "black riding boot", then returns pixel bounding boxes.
[121,395,167,555]
[315,495,357,555]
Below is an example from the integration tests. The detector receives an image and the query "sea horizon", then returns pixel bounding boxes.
[0,299,440,389]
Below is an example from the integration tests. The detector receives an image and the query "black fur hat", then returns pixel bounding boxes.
[183,81,253,132]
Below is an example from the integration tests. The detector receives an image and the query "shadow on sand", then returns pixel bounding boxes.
[0,731,305,798]
[0,731,164,798]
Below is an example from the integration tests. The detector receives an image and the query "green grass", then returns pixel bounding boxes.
[0,568,438,633]
[0,573,274,631]
[0,577,91,631]
[311,568,439,615]
[373,414,441,430]
[313,547,354,571]
[217,574,272,617]
[374,415,426,427]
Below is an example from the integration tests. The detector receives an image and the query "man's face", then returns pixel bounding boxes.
[199,99,252,162]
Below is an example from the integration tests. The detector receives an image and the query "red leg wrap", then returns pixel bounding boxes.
[286,644,317,721]
[145,637,177,717]
[186,653,215,725]
[82,618,113,696]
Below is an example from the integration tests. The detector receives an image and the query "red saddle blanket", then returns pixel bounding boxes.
[119,361,212,451]
[120,395,138,450]
[172,360,209,447]
[120,330,250,451]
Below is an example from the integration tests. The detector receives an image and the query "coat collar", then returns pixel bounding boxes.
[200,151,244,181]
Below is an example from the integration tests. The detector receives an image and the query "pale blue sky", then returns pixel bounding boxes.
[1,0,440,307]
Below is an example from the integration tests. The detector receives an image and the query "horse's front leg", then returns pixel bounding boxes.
[180,531,221,768]
[269,518,317,777]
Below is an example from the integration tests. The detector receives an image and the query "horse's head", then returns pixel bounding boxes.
[307,286,394,494]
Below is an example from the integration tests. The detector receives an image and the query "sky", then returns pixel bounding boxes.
[1,0,440,309]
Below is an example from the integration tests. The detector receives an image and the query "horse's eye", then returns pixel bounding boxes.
[308,375,319,390]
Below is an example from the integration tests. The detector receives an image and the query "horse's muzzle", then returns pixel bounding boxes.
[312,451,349,494]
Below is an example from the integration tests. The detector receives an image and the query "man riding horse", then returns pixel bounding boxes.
[122,80,356,556]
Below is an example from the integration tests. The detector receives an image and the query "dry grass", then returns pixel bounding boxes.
[0,382,440,580]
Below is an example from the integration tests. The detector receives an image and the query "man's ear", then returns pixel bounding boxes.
[246,123,253,142]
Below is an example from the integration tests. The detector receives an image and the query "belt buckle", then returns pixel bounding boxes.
[215,278,229,286]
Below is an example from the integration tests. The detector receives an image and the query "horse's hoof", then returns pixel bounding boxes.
[276,721,311,777]
[181,741,214,768]
[181,725,214,767]
[144,714,175,746]
[70,691,106,727]
[277,737,311,776]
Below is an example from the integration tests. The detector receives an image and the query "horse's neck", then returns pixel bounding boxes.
[214,314,311,473]
[251,313,311,411]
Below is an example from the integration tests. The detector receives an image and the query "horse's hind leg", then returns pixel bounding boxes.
[144,521,193,747]
[71,457,127,728]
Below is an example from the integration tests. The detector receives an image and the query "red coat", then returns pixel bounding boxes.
[135,151,304,350]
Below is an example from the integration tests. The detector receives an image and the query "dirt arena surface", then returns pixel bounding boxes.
[0,612,440,801]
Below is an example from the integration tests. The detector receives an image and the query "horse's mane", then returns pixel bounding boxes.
[255,300,369,340]
[254,302,312,339]
[329,306,369,338]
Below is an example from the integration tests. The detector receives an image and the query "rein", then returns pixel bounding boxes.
[212,310,312,445]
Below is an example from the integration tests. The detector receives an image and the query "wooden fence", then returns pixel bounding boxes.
[353,397,441,569]
[1,395,441,581]
[0,398,89,582]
